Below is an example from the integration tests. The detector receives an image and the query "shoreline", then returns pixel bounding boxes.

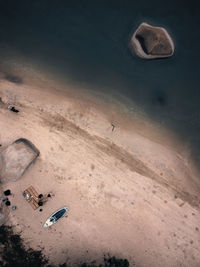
[0,69,200,266]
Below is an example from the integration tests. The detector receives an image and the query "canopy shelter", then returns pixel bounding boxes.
[23,186,39,210]
[23,186,51,210]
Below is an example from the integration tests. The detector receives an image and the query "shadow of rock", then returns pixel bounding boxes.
[4,73,23,84]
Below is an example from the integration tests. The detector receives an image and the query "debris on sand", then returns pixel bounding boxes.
[8,105,19,113]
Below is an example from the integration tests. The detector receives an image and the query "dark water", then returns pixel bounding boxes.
[0,0,200,165]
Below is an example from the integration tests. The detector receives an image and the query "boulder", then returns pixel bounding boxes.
[129,22,174,59]
[0,138,40,183]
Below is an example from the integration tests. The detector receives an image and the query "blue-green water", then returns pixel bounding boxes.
[0,0,200,164]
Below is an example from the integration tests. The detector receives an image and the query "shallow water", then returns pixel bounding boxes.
[0,1,200,165]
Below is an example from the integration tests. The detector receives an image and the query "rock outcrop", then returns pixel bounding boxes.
[0,138,40,183]
[129,22,174,59]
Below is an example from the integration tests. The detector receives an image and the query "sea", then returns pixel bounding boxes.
[0,0,199,166]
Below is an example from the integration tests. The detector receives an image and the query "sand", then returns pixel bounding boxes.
[0,71,200,266]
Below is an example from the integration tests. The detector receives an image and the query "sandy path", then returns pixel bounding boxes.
[0,78,200,266]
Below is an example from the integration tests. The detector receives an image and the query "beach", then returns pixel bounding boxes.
[0,68,200,266]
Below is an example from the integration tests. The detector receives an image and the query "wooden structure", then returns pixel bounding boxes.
[23,186,39,210]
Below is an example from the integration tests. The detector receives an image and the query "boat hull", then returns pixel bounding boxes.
[43,206,69,228]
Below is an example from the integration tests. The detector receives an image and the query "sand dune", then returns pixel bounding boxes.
[0,76,200,266]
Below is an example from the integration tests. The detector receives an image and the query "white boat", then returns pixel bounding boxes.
[43,206,69,228]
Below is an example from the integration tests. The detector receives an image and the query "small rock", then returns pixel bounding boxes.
[129,22,174,59]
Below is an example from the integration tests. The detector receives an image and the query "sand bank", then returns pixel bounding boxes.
[0,71,200,266]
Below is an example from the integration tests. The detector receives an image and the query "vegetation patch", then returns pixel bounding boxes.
[0,225,130,267]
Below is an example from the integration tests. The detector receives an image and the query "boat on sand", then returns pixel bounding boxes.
[43,206,69,228]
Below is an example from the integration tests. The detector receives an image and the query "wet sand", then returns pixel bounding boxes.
[0,69,200,266]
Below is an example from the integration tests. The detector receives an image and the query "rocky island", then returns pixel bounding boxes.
[129,22,175,59]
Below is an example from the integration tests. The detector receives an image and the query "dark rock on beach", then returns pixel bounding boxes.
[129,22,174,59]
